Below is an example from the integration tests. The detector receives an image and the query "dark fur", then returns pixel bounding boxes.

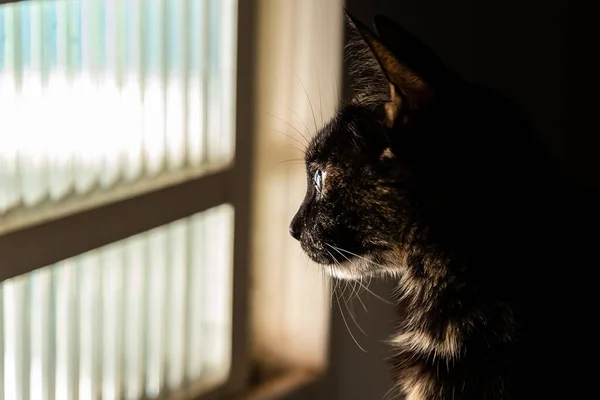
[290,11,598,400]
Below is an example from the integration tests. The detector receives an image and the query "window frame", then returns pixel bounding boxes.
[0,0,257,398]
[0,0,349,398]
[237,0,344,398]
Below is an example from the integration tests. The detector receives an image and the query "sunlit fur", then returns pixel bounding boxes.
[290,11,598,400]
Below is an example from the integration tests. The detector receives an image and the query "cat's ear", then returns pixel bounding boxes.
[344,12,454,126]
[373,15,456,91]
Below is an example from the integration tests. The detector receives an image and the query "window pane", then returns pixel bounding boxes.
[0,0,238,214]
[0,204,235,399]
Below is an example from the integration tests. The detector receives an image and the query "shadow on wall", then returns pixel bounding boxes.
[324,0,597,399]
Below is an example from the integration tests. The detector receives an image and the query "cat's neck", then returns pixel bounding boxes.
[385,242,520,399]
[385,236,519,361]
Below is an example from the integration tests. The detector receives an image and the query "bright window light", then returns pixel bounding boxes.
[0,204,234,399]
[0,0,237,214]
[0,0,238,399]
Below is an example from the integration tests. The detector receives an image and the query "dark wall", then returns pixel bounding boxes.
[327,280,397,400]
[327,0,596,399]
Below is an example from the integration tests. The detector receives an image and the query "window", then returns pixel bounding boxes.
[0,0,236,215]
[0,0,344,399]
[1,205,233,399]
[0,0,246,398]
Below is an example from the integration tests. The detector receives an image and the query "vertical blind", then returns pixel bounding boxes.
[0,0,237,214]
[0,0,238,399]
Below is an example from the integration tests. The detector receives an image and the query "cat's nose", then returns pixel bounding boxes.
[289,219,301,241]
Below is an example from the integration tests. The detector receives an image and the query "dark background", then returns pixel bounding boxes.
[322,0,597,399]
[342,0,597,187]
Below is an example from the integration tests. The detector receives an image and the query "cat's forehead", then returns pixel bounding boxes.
[305,108,366,165]
[306,121,342,161]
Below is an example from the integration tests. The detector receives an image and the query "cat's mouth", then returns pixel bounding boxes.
[302,242,375,280]
[302,247,339,266]
[301,241,345,264]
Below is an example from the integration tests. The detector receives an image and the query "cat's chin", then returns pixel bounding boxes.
[318,249,404,281]
[325,264,365,280]
[304,250,367,280]
[303,245,398,280]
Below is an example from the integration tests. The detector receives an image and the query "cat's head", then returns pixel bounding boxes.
[289,13,537,279]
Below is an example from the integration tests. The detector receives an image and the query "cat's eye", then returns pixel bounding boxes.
[314,170,323,193]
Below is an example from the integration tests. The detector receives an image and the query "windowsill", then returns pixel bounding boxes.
[168,368,325,400]
[239,369,324,400]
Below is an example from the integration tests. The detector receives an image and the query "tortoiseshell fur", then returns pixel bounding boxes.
[290,12,597,400]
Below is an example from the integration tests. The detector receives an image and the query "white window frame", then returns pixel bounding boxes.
[240,0,344,398]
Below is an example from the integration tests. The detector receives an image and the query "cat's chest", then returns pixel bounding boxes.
[390,326,461,360]
[404,383,428,400]
[388,324,463,399]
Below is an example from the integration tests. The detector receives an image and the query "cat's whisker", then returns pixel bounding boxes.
[286,106,313,139]
[325,242,393,305]
[342,291,367,337]
[330,253,352,299]
[324,248,342,298]
[289,64,319,134]
[326,248,368,336]
[356,279,393,305]
[277,159,305,167]
[283,143,307,154]
[349,280,359,302]
[330,64,340,109]
[342,280,356,311]
[317,264,329,308]
[266,112,310,145]
[317,70,324,126]
[326,243,386,268]
[330,274,338,308]
[273,129,307,151]
[338,262,365,310]
[332,278,368,353]
[336,273,366,334]
[304,254,334,310]
[355,279,369,313]
[325,242,352,262]
[353,281,368,313]
[339,276,350,299]
[326,250,353,310]
[324,271,332,308]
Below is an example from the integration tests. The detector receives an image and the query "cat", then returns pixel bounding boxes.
[289,11,597,400]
